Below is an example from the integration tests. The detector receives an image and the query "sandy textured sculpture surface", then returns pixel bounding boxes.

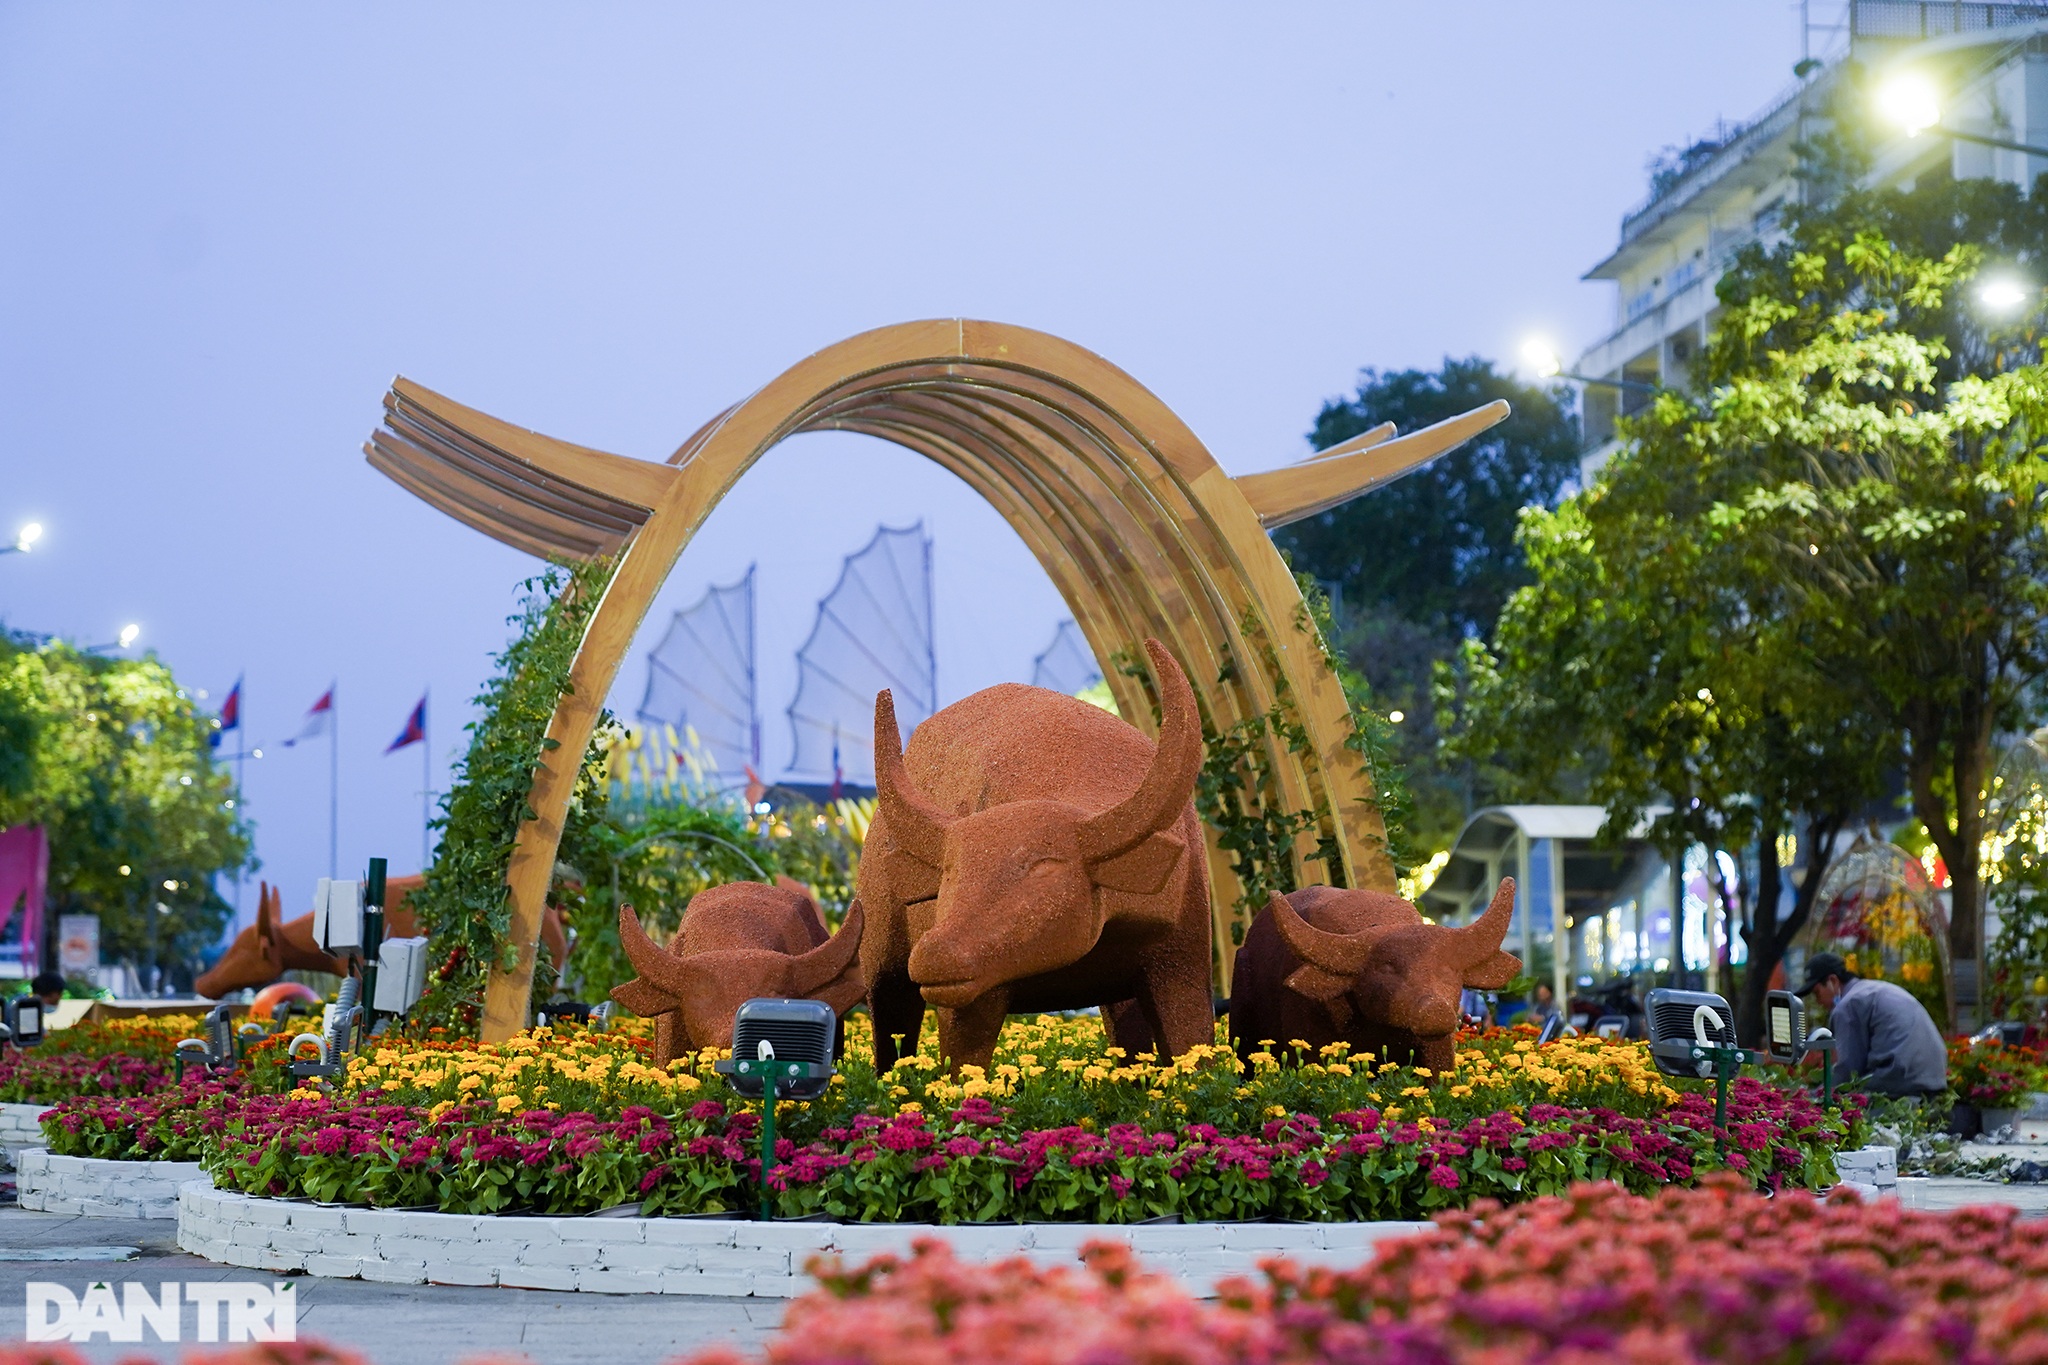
[195,876,571,999]
[610,878,865,1066]
[1230,877,1521,1075]
[859,637,1211,1074]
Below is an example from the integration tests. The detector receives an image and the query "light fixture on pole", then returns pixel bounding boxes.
[1,522,42,556]
[1978,276,2033,312]
[1877,70,2048,158]
[84,624,141,655]
[1520,338,1662,395]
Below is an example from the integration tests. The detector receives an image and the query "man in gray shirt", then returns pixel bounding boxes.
[1798,952,1948,1097]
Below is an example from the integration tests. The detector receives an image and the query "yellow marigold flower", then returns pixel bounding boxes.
[1082,1065,1108,1081]
[1413,1067,1433,1078]
[1401,1085,1429,1098]
[1266,1105,1286,1118]
[496,1094,520,1113]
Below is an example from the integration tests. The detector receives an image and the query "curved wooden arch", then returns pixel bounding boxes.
[365,319,1507,1039]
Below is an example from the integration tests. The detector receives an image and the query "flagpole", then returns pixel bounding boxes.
[329,684,339,879]
[421,689,431,871]
[236,679,246,927]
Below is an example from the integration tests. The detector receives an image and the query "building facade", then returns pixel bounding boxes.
[1576,0,2048,477]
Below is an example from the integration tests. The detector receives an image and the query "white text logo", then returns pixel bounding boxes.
[25,1281,297,1343]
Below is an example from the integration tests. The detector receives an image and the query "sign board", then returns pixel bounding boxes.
[57,914,98,976]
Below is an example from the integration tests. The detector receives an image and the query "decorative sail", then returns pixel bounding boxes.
[636,566,758,787]
[1031,618,1102,696]
[785,523,936,786]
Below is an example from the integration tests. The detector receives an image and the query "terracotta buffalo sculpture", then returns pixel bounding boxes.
[610,878,865,1066]
[860,637,1212,1074]
[1230,877,1520,1075]
[195,876,572,999]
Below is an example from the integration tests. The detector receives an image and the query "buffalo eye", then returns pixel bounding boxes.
[1024,856,1067,877]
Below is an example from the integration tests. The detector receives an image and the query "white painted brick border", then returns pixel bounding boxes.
[15,1148,207,1218]
[177,1182,1433,1298]
[1,1101,50,1152]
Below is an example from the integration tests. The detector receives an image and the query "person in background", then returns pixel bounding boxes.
[30,972,64,1011]
[1526,981,1559,1024]
[1798,952,1947,1097]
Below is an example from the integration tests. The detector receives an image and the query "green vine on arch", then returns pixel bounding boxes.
[408,556,620,1032]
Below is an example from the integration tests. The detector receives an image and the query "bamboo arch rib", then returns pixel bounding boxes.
[362,320,1507,1040]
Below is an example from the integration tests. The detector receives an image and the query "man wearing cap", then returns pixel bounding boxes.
[1798,952,1947,1097]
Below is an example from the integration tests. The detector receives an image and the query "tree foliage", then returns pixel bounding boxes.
[0,630,252,978]
[1276,359,1581,856]
[1451,218,2048,1032]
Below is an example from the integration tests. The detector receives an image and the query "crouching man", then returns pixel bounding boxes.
[1798,951,1947,1098]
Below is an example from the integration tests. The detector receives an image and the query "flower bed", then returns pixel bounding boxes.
[1948,1038,2046,1110]
[9,1179,2046,1363]
[34,1016,1861,1222]
[666,1178,2048,1364]
[0,1013,201,1103]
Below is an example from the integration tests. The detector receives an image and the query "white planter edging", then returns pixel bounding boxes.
[16,1148,208,1218]
[177,1183,1432,1298]
[1,1101,50,1151]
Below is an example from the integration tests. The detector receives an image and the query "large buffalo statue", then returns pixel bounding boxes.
[610,879,865,1066]
[860,637,1211,1074]
[195,877,572,999]
[1230,877,1520,1075]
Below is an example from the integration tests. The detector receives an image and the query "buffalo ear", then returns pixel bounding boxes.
[1088,831,1185,896]
[1284,962,1354,1001]
[610,978,675,1018]
[1463,950,1522,991]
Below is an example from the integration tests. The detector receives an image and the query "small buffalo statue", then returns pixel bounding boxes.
[861,637,1212,1074]
[1230,877,1521,1075]
[196,877,573,1000]
[610,879,865,1066]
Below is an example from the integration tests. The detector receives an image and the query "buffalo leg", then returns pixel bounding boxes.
[652,1013,683,1068]
[869,973,926,1073]
[1102,999,1161,1058]
[935,993,1009,1075]
[1141,968,1217,1062]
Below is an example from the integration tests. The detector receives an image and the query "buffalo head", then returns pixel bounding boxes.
[1270,877,1521,1039]
[874,637,1202,1009]
[195,882,288,999]
[610,897,865,1050]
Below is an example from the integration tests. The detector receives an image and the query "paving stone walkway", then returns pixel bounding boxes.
[0,1209,784,1364]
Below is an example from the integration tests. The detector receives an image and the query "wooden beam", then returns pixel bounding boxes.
[1234,400,1511,530]
[384,378,680,510]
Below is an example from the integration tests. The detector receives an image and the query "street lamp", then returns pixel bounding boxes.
[1,522,42,556]
[1877,70,2048,158]
[1520,339,1662,395]
[84,624,141,655]
[1978,277,2033,312]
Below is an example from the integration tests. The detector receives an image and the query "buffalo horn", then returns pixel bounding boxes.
[1077,639,1204,860]
[872,688,952,865]
[1448,877,1517,965]
[1270,891,1393,977]
[791,899,865,997]
[617,904,693,998]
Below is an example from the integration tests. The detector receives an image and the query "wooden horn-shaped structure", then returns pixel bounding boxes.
[364,320,1506,1038]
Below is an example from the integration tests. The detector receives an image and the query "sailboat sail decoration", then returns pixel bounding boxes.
[636,565,758,789]
[785,523,935,787]
[1031,618,1103,696]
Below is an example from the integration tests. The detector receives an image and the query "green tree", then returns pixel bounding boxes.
[1276,359,1581,854]
[1457,226,2048,1030]
[0,631,253,980]
[1446,421,1891,1043]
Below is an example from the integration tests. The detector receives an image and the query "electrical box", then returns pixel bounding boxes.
[373,936,431,1015]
